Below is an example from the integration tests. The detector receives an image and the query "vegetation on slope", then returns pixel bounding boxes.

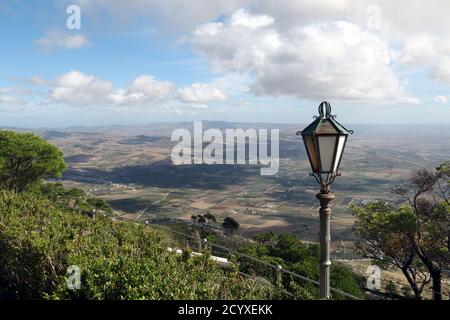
[0,191,273,299]
[238,232,365,299]
[30,181,114,217]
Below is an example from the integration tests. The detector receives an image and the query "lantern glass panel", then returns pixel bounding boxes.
[317,135,337,172]
[333,135,347,173]
[303,135,319,172]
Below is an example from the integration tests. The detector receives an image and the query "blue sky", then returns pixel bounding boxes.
[0,0,450,127]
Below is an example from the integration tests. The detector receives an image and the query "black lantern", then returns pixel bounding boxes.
[298,101,352,191]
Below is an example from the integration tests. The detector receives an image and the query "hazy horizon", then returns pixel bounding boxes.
[2,121,450,131]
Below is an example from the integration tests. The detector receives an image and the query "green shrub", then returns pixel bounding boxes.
[30,182,113,216]
[385,281,398,297]
[402,285,414,299]
[239,232,365,300]
[0,191,271,300]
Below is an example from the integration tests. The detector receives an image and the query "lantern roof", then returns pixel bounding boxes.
[300,101,352,136]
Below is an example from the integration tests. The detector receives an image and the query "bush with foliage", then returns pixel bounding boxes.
[385,281,398,298]
[0,191,273,300]
[238,232,365,300]
[30,182,113,217]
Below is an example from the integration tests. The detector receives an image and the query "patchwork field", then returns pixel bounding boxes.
[28,122,450,253]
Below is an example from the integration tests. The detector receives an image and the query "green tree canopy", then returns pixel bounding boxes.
[0,131,67,192]
[351,202,430,299]
[223,216,239,228]
[352,162,450,300]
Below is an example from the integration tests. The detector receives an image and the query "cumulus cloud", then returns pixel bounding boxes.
[434,95,448,103]
[74,0,250,34]
[192,10,413,102]
[398,35,450,85]
[177,83,227,103]
[27,76,51,86]
[49,71,114,105]
[70,0,450,99]
[429,58,450,84]
[129,75,174,98]
[400,96,421,104]
[35,31,88,50]
[0,95,27,106]
[34,71,174,107]
[0,87,29,95]
[0,87,28,111]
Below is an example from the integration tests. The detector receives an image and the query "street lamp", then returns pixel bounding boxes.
[297,101,352,299]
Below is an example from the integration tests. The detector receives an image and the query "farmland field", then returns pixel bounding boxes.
[23,122,448,253]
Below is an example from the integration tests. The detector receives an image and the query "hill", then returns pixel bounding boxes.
[0,190,273,299]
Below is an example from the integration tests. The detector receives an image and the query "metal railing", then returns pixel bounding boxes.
[150,223,362,300]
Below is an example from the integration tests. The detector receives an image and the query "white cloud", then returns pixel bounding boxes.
[400,96,421,104]
[35,71,174,107]
[429,58,450,84]
[397,35,450,85]
[0,87,28,111]
[74,0,251,34]
[177,83,227,103]
[35,31,88,50]
[192,10,413,102]
[0,94,27,106]
[230,8,274,28]
[434,95,448,103]
[0,86,29,112]
[72,1,450,96]
[27,76,50,86]
[0,87,29,95]
[129,75,174,97]
[49,71,113,105]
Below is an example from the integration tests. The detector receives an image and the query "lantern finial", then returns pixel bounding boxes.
[318,101,331,119]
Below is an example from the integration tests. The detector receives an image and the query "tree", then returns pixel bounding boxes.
[204,212,217,228]
[205,212,216,224]
[0,131,67,192]
[222,217,240,235]
[197,215,207,226]
[352,202,430,299]
[393,165,449,301]
[353,163,449,300]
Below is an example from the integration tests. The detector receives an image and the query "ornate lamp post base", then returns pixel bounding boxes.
[316,191,335,299]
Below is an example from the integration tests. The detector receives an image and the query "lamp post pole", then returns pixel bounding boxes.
[316,189,335,299]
